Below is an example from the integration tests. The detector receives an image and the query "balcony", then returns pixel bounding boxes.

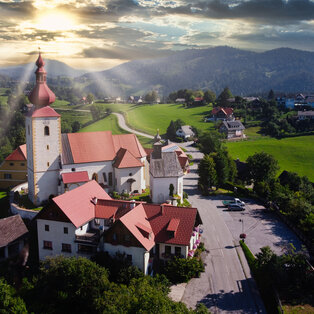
[75,229,100,244]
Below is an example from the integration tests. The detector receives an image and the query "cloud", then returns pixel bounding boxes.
[0,1,34,18]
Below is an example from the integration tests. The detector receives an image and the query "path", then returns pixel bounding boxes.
[113,112,154,139]
[180,142,266,314]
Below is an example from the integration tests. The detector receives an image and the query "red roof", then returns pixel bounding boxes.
[212,107,233,116]
[5,144,27,161]
[114,148,143,169]
[143,204,200,246]
[29,106,60,118]
[194,97,203,102]
[167,218,180,232]
[61,171,89,184]
[120,203,155,251]
[67,131,116,163]
[28,53,56,107]
[113,134,147,158]
[95,204,119,219]
[52,180,111,228]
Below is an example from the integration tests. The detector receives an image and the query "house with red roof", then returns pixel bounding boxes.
[36,180,202,274]
[20,53,147,205]
[0,144,27,189]
[211,107,234,121]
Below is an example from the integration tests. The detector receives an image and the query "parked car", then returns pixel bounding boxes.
[228,204,245,211]
[222,198,245,207]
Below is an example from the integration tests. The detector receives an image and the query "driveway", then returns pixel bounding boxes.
[180,142,266,313]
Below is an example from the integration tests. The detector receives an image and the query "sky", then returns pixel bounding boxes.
[1,0,314,70]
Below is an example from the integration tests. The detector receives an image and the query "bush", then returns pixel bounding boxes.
[163,257,205,284]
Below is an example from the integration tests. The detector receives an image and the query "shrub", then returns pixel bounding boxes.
[163,257,205,284]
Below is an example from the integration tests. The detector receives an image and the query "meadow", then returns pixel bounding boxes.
[226,135,314,181]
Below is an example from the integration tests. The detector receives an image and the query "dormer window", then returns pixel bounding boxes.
[44,126,50,136]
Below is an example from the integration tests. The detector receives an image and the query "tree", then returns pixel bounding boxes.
[211,151,229,187]
[0,278,27,313]
[217,87,233,106]
[86,93,94,104]
[144,90,158,104]
[203,90,216,104]
[198,131,222,154]
[247,152,279,183]
[198,154,217,192]
[267,89,275,100]
[71,120,81,133]
[166,119,185,140]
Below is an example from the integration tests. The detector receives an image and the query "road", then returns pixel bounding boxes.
[180,142,266,313]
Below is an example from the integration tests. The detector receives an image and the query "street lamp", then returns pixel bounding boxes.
[239,218,246,241]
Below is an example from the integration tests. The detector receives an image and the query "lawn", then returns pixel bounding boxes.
[56,109,92,127]
[125,103,215,135]
[226,135,314,181]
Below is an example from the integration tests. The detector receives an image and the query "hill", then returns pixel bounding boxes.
[0,59,86,80]
[81,46,314,96]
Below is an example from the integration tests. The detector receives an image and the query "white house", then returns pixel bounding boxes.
[24,53,147,206]
[176,125,195,140]
[149,135,184,204]
[36,180,203,274]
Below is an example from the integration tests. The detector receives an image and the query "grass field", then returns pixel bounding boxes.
[226,135,314,181]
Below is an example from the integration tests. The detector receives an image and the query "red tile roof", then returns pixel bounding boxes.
[120,203,155,251]
[212,107,233,116]
[67,131,116,163]
[143,204,200,246]
[114,148,143,169]
[167,218,180,232]
[5,144,27,161]
[61,171,89,184]
[29,106,60,118]
[0,215,28,247]
[95,204,119,219]
[52,180,111,228]
[113,134,147,158]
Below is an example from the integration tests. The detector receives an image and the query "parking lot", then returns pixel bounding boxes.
[212,198,303,255]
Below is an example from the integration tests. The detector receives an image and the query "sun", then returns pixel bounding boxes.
[34,10,77,32]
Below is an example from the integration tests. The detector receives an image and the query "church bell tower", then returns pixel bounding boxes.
[26,53,61,205]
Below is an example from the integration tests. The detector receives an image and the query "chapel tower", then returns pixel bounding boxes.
[26,53,61,205]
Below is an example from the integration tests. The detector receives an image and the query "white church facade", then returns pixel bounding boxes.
[25,53,147,205]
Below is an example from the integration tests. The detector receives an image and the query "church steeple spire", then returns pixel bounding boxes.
[28,52,56,108]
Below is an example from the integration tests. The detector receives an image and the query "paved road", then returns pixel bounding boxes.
[113,112,154,139]
[180,142,266,314]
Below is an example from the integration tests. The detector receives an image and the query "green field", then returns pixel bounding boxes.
[226,135,314,181]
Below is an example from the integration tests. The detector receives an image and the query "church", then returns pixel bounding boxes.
[25,53,148,206]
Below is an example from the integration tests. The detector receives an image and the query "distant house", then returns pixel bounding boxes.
[128,96,143,104]
[176,125,195,140]
[175,98,186,103]
[305,96,314,107]
[276,97,295,108]
[219,120,245,139]
[298,111,314,120]
[211,107,234,121]
[0,215,28,261]
[193,97,204,105]
[0,144,27,189]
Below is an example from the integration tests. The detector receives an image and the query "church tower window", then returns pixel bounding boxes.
[44,126,50,136]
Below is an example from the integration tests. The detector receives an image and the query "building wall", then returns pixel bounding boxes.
[150,176,183,204]
[37,219,76,260]
[114,166,142,193]
[27,116,61,205]
[0,160,27,189]
[158,243,188,259]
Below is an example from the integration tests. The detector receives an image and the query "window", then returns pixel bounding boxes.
[64,227,68,234]
[47,162,50,167]
[43,241,52,250]
[165,245,171,255]
[4,174,12,179]
[92,173,98,182]
[21,163,25,166]
[108,172,113,186]
[28,125,30,135]
[62,243,71,253]
[78,244,93,254]
[129,173,132,176]
[44,126,50,136]
[45,225,49,231]
[175,247,181,256]
[9,163,14,166]
[102,172,107,182]
[80,226,83,231]
[47,145,49,150]
[71,168,75,172]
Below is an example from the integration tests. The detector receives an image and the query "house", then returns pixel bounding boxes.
[36,180,203,274]
[211,107,234,121]
[175,98,186,103]
[305,96,314,107]
[193,97,204,105]
[0,144,27,189]
[149,135,184,204]
[176,125,195,140]
[161,143,189,173]
[0,215,28,261]
[21,53,147,206]
[297,111,314,120]
[219,120,245,139]
[128,96,143,104]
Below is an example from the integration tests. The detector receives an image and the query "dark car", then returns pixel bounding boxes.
[228,204,245,211]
